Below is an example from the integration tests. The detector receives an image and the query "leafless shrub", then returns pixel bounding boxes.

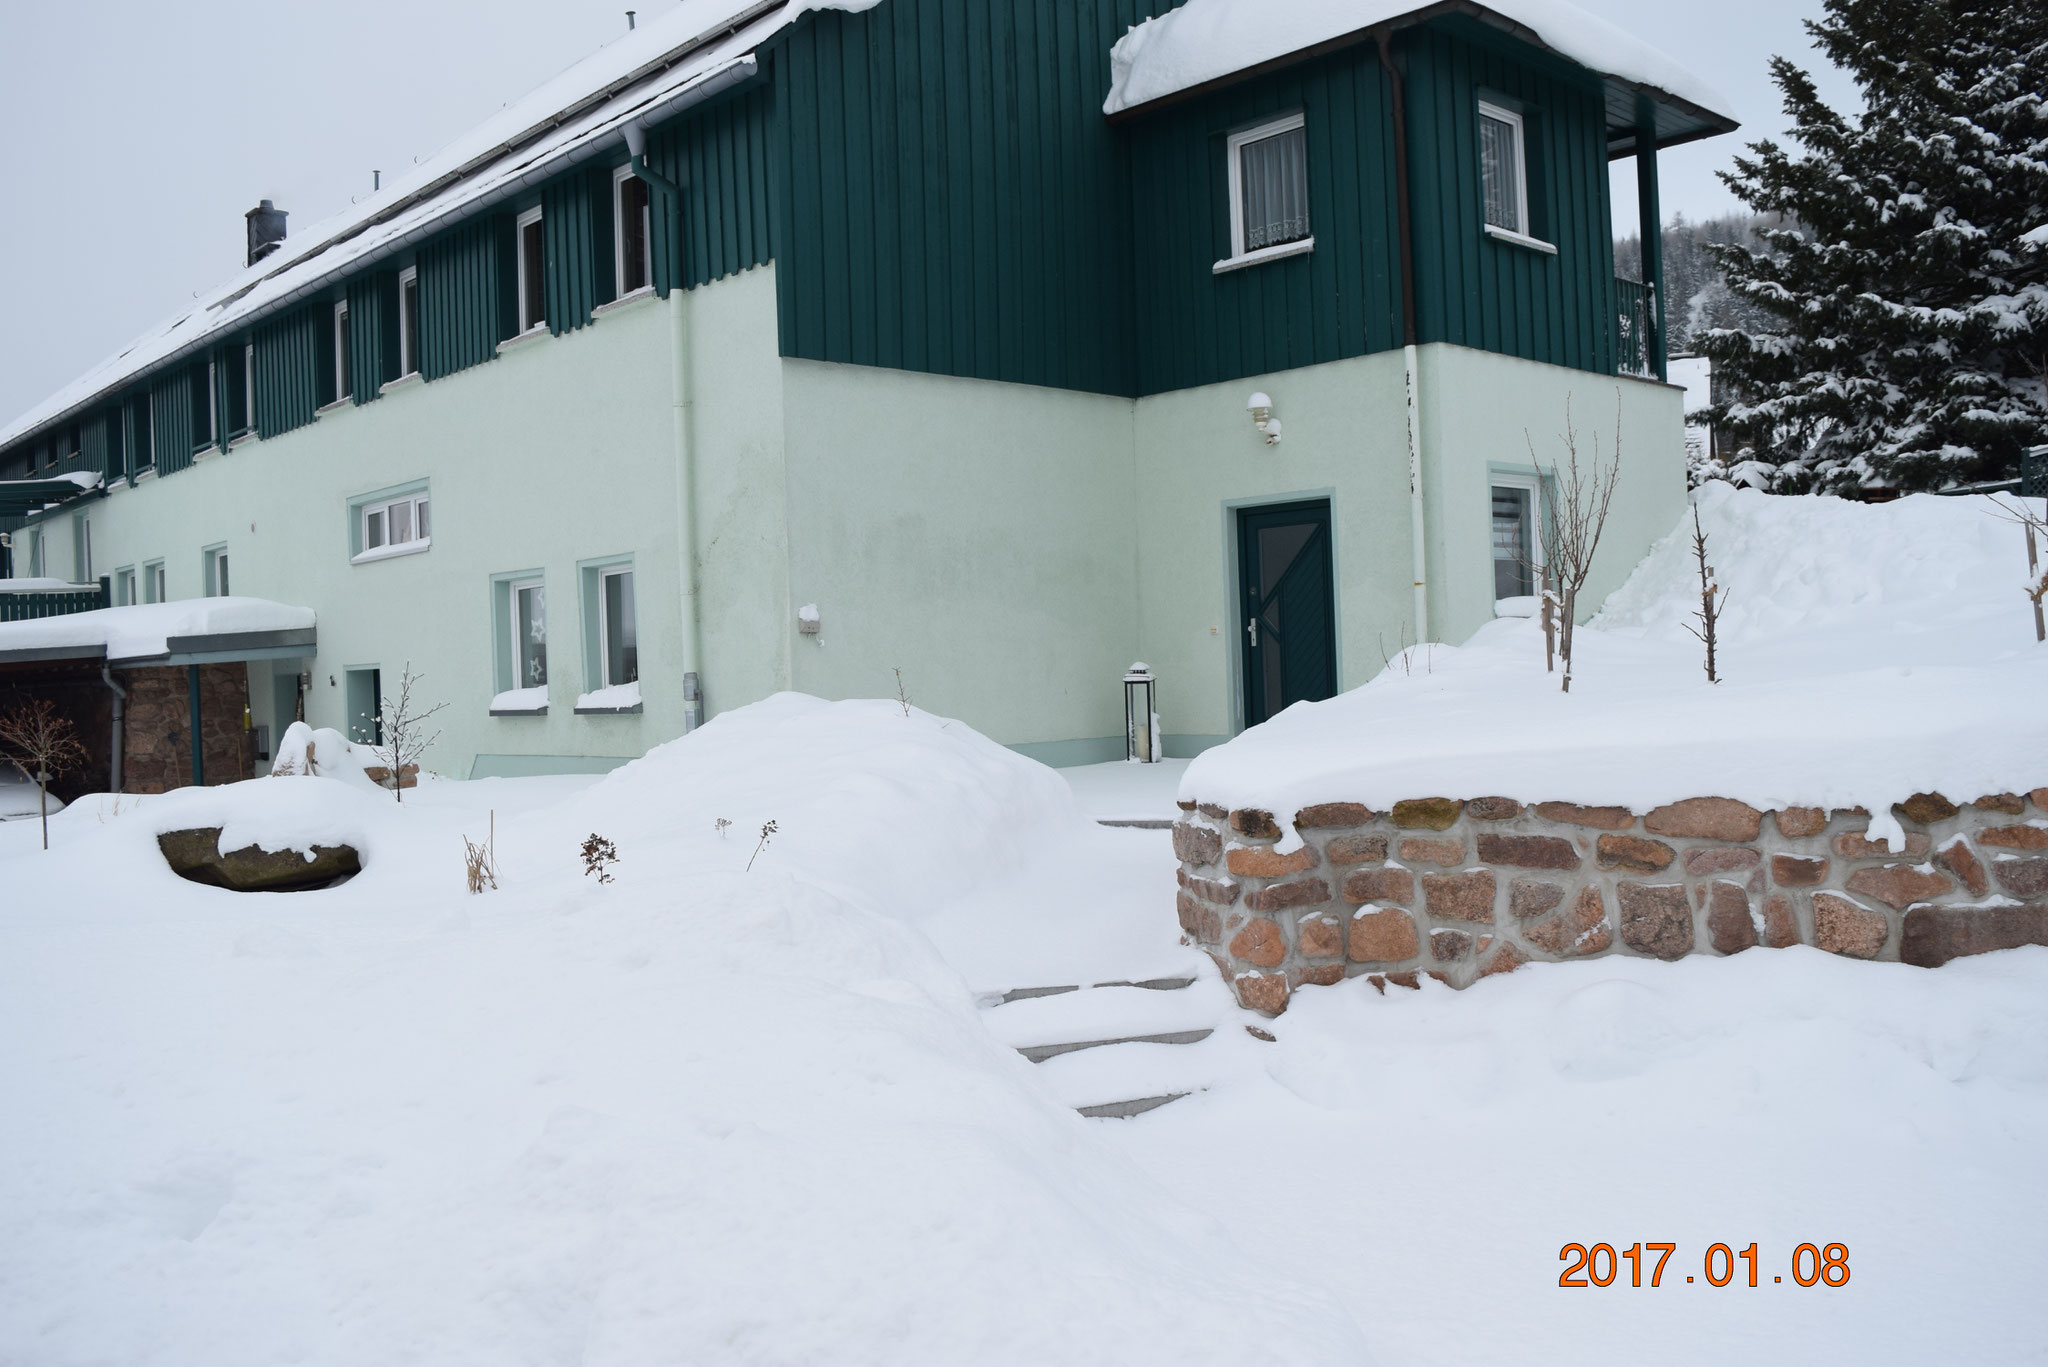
[0,697,88,850]
[371,663,448,804]
[581,833,619,884]
[1531,395,1623,693]
[893,668,911,717]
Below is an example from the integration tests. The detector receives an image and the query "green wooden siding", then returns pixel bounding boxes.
[770,0,1184,397]
[542,165,615,334]
[148,369,193,475]
[347,273,401,404]
[1402,19,1616,375]
[253,306,320,439]
[418,215,514,381]
[1127,47,1404,395]
[80,413,109,479]
[642,84,775,296]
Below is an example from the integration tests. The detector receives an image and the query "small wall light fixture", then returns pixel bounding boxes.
[1246,392,1282,444]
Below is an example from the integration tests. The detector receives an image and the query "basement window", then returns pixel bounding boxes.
[1490,475,1543,606]
[614,166,652,297]
[516,206,547,334]
[1217,112,1313,273]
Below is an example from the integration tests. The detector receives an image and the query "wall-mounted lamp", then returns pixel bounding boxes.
[1246,392,1282,445]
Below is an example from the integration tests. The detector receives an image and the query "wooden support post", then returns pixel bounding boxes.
[1634,94,1666,383]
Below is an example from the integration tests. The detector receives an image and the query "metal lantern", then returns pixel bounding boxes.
[1123,662,1158,763]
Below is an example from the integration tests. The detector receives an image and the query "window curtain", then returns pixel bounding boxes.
[1240,127,1309,251]
[1480,114,1520,232]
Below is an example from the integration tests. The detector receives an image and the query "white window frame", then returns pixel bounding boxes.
[145,560,165,604]
[599,565,636,689]
[515,206,547,335]
[612,165,654,300]
[115,567,136,606]
[1216,111,1315,274]
[1477,100,1555,254]
[1489,473,1545,610]
[352,490,432,564]
[332,299,351,402]
[397,265,420,377]
[79,517,91,582]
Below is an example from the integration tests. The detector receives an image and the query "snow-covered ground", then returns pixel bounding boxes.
[4,491,2045,1363]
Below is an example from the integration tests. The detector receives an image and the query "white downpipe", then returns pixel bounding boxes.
[669,284,704,729]
[1402,343,1430,642]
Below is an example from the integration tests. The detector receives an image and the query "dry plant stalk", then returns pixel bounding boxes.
[581,833,619,884]
[893,668,911,717]
[1988,494,2048,643]
[463,810,498,894]
[1531,394,1623,693]
[0,696,88,850]
[1681,501,1726,683]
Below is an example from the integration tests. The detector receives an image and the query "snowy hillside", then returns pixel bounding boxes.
[0,697,1362,1366]
[1183,486,2048,830]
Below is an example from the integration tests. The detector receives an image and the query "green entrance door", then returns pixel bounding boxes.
[1238,500,1337,727]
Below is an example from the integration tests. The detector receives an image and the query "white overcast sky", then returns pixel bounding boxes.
[0,0,1856,427]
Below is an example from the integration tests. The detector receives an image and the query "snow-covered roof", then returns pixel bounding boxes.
[1104,0,1739,139]
[0,597,316,664]
[0,0,877,454]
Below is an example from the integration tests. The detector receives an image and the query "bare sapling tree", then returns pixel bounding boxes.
[1530,395,1623,693]
[1681,501,1726,682]
[372,662,449,804]
[1540,562,1558,673]
[0,697,89,850]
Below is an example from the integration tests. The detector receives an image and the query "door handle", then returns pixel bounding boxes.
[1247,617,1258,648]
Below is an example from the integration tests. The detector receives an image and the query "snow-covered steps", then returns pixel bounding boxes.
[980,974,1236,1118]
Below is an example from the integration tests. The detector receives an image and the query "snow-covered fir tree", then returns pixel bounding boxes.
[1699,0,2047,493]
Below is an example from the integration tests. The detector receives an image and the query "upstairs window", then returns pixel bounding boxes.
[333,300,353,401]
[614,167,651,297]
[204,544,230,597]
[1478,100,1550,252]
[516,207,546,333]
[243,343,256,431]
[145,560,165,604]
[398,266,421,377]
[1220,113,1311,272]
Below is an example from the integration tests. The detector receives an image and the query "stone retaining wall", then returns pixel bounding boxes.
[1173,790,2048,1015]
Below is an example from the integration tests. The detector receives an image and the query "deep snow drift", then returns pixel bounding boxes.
[0,696,1360,1366]
[1184,487,2048,833]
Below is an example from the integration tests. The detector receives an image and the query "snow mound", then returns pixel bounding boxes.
[1183,486,2048,834]
[1105,0,1737,120]
[0,695,1366,1365]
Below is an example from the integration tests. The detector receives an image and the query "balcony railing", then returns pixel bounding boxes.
[0,576,110,622]
[1616,277,1657,379]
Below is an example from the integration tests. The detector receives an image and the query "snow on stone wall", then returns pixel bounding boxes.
[1174,788,2048,1015]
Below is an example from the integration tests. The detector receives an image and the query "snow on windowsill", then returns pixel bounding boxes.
[1212,237,1315,275]
[1483,224,1559,255]
[489,686,549,716]
[497,327,550,355]
[350,538,432,566]
[1492,595,1539,619]
[592,287,658,318]
[574,680,643,714]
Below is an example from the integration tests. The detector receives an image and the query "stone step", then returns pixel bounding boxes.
[1077,1092,1190,1119]
[1016,1028,1212,1064]
[993,974,1194,1005]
